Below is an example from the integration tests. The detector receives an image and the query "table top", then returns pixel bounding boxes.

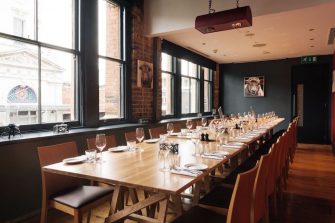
[42,118,284,194]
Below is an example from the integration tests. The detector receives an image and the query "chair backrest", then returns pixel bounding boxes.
[227,163,259,223]
[267,140,280,196]
[38,141,81,199]
[149,126,166,139]
[87,134,117,150]
[173,123,182,132]
[125,131,137,142]
[253,151,272,223]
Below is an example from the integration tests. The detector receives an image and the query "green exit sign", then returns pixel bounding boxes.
[301,56,317,64]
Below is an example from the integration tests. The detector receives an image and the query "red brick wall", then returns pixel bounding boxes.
[130,0,218,121]
[131,0,155,121]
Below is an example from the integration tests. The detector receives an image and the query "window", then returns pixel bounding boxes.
[0,0,78,127]
[161,53,175,116]
[181,59,200,114]
[98,0,125,121]
[203,67,213,113]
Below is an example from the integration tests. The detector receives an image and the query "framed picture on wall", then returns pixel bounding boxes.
[244,76,265,97]
[137,60,153,88]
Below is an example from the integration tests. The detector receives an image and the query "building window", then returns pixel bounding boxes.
[98,0,125,121]
[203,67,213,113]
[0,0,78,127]
[161,53,175,116]
[181,59,200,114]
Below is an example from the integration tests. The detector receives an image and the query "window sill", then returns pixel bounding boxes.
[159,115,215,124]
[0,123,145,146]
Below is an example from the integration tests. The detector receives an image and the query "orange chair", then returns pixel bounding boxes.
[125,131,137,142]
[86,134,117,150]
[252,151,272,223]
[173,164,259,223]
[38,142,113,223]
[149,126,166,139]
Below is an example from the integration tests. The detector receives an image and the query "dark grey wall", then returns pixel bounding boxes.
[220,55,333,131]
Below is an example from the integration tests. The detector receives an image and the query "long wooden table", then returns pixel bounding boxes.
[42,118,284,223]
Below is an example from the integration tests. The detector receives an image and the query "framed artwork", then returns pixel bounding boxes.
[137,60,153,88]
[244,76,265,97]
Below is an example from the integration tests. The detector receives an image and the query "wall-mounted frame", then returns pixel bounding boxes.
[244,76,265,97]
[137,60,153,88]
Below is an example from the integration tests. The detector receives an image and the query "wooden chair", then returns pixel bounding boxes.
[173,123,182,132]
[173,164,259,223]
[86,134,117,150]
[38,142,113,223]
[149,126,166,139]
[125,131,137,142]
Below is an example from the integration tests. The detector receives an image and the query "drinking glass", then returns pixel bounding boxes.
[95,134,106,163]
[85,149,97,163]
[167,123,174,135]
[201,117,207,127]
[127,140,136,152]
[136,128,144,152]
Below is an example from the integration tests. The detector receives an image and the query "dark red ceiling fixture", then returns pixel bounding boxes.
[195,0,252,34]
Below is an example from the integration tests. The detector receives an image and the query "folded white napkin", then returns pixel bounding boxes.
[170,169,199,177]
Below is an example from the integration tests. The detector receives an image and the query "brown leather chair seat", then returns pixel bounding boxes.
[172,206,226,223]
[199,186,233,208]
[52,185,113,208]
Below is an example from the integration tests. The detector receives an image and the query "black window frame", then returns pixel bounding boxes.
[202,67,214,116]
[161,40,216,119]
[98,0,127,125]
[161,52,176,118]
[0,0,81,132]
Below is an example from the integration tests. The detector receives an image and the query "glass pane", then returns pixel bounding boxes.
[161,53,172,72]
[189,62,197,78]
[204,81,211,112]
[161,72,174,116]
[99,0,121,59]
[181,59,188,76]
[181,77,190,114]
[99,58,122,120]
[38,0,74,48]
[190,79,199,113]
[0,0,35,39]
[0,37,38,126]
[204,67,209,80]
[41,48,76,123]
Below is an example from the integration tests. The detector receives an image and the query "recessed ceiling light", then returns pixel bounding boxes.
[213,49,218,53]
[253,43,267,47]
[263,51,271,54]
[310,38,314,41]
[309,28,315,31]
[202,42,206,45]
[245,33,255,37]
[310,45,315,48]
[223,54,227,56]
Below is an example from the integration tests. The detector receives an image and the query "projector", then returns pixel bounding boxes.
[195,6,252,34]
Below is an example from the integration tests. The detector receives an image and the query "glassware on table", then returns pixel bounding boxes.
[159,144,171,172]
[85,149,97,163]
[186,120,193,134]
[167,123,174,135]
[201,117,207,127]
[95,133,106,163]
[169,151,180,169]
[136,128,144,152]
[127,140,137,152]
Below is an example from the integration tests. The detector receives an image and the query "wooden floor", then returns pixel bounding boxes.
[23,144,335,223]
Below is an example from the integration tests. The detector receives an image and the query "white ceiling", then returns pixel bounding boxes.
[144,0,335,63]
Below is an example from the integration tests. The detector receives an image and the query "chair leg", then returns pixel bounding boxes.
[40,201,48,223]
[86,210,91,223]
[74,210,82,223]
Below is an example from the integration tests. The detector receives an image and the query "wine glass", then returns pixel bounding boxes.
[186,119,193,130]
[201,118,207,127]
[167,123,174,135]
[136,128,144,152]
[95,134,106,163]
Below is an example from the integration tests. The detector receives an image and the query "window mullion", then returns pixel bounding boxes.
[38,46,42,124]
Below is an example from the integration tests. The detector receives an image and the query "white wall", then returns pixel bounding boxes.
[143,0,334,36]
